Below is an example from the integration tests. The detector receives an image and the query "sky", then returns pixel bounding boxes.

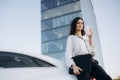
[91,0,120,78]
[0,0,41,54]
[0,0,120,79]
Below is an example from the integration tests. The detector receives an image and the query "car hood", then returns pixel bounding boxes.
[0,67,77,80]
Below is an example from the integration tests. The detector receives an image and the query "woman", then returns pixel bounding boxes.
[65,17,112,80]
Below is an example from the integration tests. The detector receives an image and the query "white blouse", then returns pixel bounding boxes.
[65,34,96,67]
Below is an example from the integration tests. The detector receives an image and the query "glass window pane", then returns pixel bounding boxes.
[53,18,57,28]
[42,1,81,19]
[65,15,69,25]
[42,19,53,30]
[42,26,69,42]
[60,16,65,25]
[56,18,60,27]
[42,38,67,54]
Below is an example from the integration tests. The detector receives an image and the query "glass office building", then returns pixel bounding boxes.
[41,0,104,66]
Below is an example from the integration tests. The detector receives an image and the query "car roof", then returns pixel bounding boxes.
[0,50,63,67]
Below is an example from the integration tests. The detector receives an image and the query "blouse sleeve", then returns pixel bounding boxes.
[65,36,76,68]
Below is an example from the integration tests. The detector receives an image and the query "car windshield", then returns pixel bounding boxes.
[0,52,55,68]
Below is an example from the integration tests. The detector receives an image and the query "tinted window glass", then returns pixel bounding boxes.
[0,52,55,68]
[31,57,55,67]
[0,55,37,68]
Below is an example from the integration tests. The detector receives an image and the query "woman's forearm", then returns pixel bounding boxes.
[89,38,93,46]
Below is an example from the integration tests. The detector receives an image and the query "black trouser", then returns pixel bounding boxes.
[76,59,112,80]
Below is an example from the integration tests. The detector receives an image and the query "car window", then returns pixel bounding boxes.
[0,55,38,68]
[0,52,55,68]
[30,57,55,67]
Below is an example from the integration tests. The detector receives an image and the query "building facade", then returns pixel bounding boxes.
[41,0,104,67]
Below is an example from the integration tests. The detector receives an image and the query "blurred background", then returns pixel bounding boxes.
[0,0,120,79]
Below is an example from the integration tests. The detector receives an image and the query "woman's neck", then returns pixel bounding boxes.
[75,30,82,37]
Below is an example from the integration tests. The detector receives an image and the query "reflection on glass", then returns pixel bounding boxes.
[42,12,82,31]
[42,26,70,42]
[42,38,67,54]
[45,51,65,60]
[42,1,81,20]
[41,0,80,11]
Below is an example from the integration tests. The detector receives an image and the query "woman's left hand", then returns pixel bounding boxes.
[88,27,93,40]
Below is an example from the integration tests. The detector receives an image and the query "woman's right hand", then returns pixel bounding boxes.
[72,64,83,75]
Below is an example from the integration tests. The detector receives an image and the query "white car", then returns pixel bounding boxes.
[0,51,77,80]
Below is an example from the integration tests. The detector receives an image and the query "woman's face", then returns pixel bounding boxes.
[76,19,84,31]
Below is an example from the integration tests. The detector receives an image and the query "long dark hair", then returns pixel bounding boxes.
[69,17,85,36]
